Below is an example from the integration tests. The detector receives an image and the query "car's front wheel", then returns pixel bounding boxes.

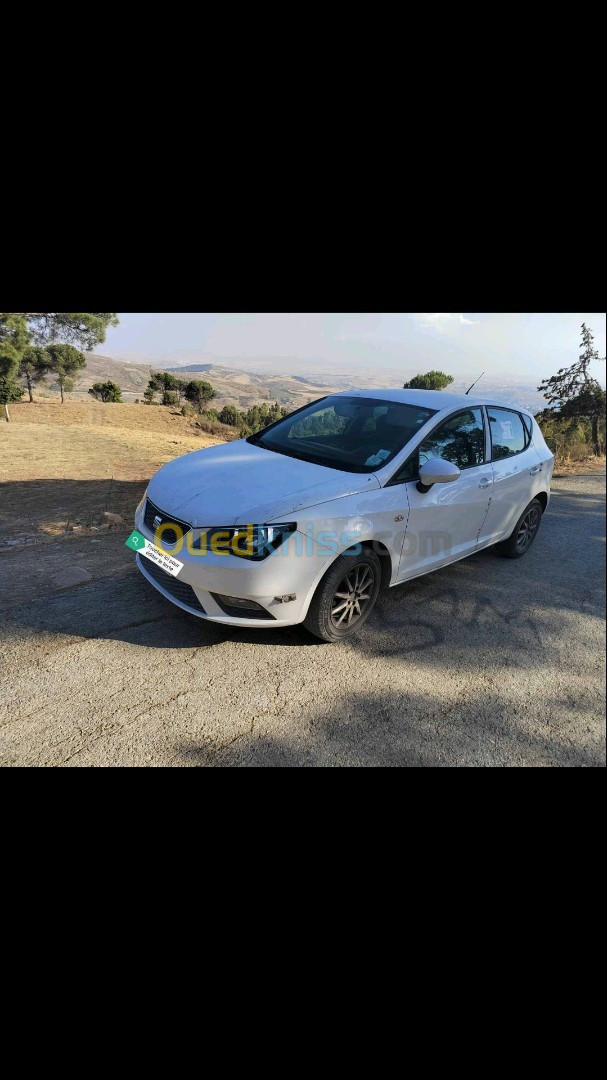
[304,549,381,642]
[498,498,543,558]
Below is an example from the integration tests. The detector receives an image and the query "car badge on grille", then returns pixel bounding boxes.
[153,515,162,528]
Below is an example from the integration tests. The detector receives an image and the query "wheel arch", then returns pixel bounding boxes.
[360,539,394,588]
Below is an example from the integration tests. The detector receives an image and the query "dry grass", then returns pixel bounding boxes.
[0,402,227,565]
[1,400,224,482]
[552,455,606,477]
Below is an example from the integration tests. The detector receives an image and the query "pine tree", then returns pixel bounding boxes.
[404,371,454,390]
[19,346,52,402]
[0,312,118,420]
[538,324,606,455]
[45,344,87,403]
[88,381,123,403]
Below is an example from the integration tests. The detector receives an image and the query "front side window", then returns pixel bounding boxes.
[488,408,528,459]
[248,397,436,473]
[391,408,486,482]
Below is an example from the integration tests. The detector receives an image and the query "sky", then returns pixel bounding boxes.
[95,313,607,389]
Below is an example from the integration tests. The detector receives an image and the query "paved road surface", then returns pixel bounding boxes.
[1,475,604,767]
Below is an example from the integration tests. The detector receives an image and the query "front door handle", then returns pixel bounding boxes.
[530,465,542,475]
[478,478,491,489]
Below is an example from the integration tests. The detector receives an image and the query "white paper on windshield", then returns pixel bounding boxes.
[365,449,391,466]
[500,420,514,440]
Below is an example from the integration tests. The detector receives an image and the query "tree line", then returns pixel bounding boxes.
[0,313,118,419]
[143,370,215,410]
[2,314,604,457]
[141,371,292,434]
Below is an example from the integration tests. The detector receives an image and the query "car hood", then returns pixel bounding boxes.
[147,439,380,527]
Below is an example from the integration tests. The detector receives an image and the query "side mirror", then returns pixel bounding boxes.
[417,458,461,493]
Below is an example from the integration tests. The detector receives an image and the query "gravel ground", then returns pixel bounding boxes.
[0,475,604,767]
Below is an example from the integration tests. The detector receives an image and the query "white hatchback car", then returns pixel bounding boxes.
[132,390,554,641]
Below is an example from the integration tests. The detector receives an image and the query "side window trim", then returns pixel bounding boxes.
[482,405,492,463]
[488,406,532,461]
[386,407,488,486]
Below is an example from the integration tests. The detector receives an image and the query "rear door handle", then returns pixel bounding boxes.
[530,465,542,475]
[478,478,491,489]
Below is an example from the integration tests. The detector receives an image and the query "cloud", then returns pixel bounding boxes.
[417,312,478,327]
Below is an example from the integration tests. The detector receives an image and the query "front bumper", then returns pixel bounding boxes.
[133,500,336,628]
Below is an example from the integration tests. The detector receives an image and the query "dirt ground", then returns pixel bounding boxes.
[0,475,604,767]
[0,401,223,556]
[1,400,223,483]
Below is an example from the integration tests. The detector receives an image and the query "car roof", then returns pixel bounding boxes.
[338,388,533,416]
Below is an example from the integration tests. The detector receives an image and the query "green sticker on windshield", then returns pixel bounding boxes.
[125,530,147,551]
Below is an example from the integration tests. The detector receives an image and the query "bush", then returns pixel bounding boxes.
[178,398,296,440]
[89,380,123,403]
[219,404,241,427]
[537,408,606,463]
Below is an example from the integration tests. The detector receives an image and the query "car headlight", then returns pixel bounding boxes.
[192,523,297,560]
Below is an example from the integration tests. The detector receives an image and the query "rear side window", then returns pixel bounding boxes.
[488,408,528,459]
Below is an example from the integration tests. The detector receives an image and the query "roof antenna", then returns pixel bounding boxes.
[465,371,485,395]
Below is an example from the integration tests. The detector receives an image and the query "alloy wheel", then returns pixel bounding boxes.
[330,564,376,629]
[516,506,540,552]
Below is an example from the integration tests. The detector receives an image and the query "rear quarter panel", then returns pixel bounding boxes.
[531,417,554,505]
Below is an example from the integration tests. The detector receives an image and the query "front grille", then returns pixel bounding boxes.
[137,554,206,614]
[143,498,191,546]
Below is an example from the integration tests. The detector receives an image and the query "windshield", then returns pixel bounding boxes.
[247,396,437,473]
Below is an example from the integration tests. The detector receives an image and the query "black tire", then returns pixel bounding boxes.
[304,548,381,642]
[498,498,543,559]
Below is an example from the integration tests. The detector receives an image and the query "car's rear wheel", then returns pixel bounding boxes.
[498,498,543,559]
[304,549,381,642]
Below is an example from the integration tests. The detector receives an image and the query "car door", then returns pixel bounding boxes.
[479,407,543,546]
[391,408,494,581]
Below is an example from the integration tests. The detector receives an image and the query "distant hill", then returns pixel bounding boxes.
[70,355,353,409]
[72,354,151,402]
[166,364,214,374]
[66,353,548,413]
[161,363,375,408]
